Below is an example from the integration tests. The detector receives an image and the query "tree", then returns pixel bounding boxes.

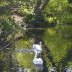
[34,0,49,17]
[42,0,72,71]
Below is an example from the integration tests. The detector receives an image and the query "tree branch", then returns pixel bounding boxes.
[0,43,11,52]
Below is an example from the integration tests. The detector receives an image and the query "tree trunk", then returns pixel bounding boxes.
[34,0,49,17]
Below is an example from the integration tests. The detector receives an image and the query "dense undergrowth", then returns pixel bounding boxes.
[0,0,72,72]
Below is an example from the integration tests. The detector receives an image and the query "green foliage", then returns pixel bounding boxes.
[14,39,34,71]
[42,0,72,71]
[0,0,72,71]
[0,1,10,7]
[42,27,72,71]
[43,0,72,26]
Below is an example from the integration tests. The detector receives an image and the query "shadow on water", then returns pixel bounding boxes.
[26,15,57,28]
[25,29,50,72]
[42,52,49,72]
[25,28,57,72]
[25,28,45,39]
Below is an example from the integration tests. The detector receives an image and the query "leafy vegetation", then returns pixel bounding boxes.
[0,0,72,72]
